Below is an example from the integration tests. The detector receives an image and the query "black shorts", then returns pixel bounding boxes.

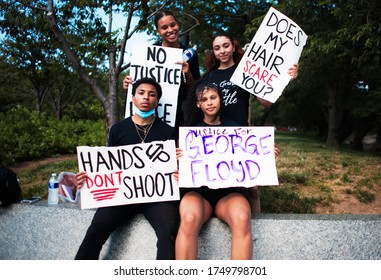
[180,186,253,215]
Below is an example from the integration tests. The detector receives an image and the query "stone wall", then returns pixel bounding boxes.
[1,202,380,260]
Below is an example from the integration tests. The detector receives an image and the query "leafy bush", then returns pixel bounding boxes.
[0,106,105,165]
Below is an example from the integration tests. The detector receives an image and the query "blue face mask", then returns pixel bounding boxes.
[134,107,156,118]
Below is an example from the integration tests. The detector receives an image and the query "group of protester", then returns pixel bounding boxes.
[75,10,298,260]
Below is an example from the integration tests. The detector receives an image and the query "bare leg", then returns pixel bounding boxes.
[215,193,253,260]
[176,191,212,260]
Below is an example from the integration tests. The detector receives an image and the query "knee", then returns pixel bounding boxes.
[233,211,252,232]
[180,212,203,232]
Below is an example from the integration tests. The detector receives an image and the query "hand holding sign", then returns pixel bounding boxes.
[231,7,307,103]
[178,126,279,188]
[77,140,179,209]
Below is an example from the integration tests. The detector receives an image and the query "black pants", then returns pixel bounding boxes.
[75,201,179,260]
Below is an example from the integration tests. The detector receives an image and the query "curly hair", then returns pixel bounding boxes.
[204,32,245,72]
[185,79,226,126]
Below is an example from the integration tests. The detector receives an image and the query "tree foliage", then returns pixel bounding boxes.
[274,0,381,149]
[1,0,381,153]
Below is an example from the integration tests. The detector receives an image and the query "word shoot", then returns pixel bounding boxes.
[77,140,179,209]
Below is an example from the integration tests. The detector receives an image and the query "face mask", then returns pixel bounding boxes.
[134,106,155,118]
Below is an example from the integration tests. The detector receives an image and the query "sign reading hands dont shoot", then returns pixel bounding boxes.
[231,7,308,103]
[77,140,179,209]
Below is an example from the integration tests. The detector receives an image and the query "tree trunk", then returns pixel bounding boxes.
[46,1,118,143]
[371,122,381,156]
[105,68,121,140]
[351,117,374,151]
[326,86,339,147]
[35,89,42,113]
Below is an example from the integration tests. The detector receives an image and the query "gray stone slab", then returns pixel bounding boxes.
[0,202,380,260]
[252,214,381,260]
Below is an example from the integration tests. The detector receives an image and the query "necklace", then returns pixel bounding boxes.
[133,119,155,143]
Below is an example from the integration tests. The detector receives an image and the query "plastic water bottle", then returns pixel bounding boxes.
[182,46,196,62]
[48,173,59,205]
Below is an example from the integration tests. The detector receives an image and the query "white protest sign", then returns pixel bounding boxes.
[231,7,308,103]
[125,45,182,127]
[178,126,279,188]
[77,140,179,209]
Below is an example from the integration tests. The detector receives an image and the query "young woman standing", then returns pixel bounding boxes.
[200,32,298,126]
[123,10,200,128]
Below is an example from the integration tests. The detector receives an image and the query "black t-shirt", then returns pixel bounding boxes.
[153,41,201,128]
[108,117,177,147]
[195,118,240,127]
[202,64,250,126]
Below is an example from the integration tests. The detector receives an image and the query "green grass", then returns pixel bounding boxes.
[263,131,381,213]
[12,156,78,200]
[10,131,381,213]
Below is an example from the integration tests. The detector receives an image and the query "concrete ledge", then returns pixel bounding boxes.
[1,202,380,260]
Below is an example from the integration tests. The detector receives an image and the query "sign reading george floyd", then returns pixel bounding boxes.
[231,7,308,103]
[178,126,279,188]
[77,140,179,209]
[124,45,182,127]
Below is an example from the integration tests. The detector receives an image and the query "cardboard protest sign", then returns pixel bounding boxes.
[125,45,183,127]
[231,7,308,103]
[77,140,179,209]
[178,126,279,188]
